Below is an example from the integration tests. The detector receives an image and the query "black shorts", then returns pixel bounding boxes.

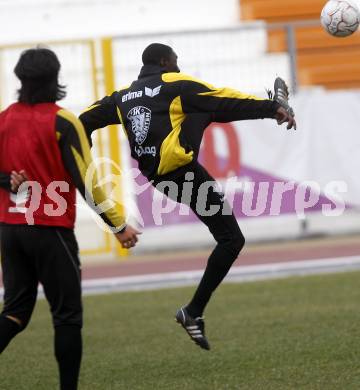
[0,224,82,328]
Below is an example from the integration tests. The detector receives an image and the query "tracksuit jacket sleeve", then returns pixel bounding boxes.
[56,109,126,231]
[78,92,121,143]
[0,172,11,191]
[177,77,280,122]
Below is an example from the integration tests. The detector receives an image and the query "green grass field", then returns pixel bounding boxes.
[2,271,360,390]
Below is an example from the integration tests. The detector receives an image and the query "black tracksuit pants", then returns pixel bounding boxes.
[0,224,82,390]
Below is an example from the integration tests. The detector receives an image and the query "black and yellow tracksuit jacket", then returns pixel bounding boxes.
[80,65,280,181]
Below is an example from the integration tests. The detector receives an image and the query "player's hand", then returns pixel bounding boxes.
[115,225,142,249]
[274,107,297,130]
[10,170,28,193]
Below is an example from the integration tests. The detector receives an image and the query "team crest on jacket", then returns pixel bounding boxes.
[127,106,151,145]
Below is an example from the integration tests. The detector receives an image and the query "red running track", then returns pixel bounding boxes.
[1,236,360,287]
[81,236,360,280]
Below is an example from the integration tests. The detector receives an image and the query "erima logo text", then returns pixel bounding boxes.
[145,85,161,97]
[122,90,143,102]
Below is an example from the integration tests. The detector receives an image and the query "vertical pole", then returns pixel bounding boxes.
[286,25,298,94]
[89,39,112,253]
[101,37,128,257]
[89,40,100,101]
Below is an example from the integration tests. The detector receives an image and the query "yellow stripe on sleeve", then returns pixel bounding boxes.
[116,107,128,138]
[198,87,264,101]
[80,104,100,114]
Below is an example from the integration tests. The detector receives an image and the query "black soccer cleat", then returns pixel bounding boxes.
[175,307,210,350]
[273,77,295,118]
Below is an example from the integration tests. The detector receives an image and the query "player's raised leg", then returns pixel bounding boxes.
[159,163,245,350]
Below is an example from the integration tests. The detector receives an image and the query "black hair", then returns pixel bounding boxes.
[142,43,173,66]
[14,47,66,104]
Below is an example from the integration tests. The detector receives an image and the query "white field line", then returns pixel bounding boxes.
[80,255,360,294]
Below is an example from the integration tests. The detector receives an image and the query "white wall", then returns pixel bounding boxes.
[3,0,360,46]
[0,0,240,45]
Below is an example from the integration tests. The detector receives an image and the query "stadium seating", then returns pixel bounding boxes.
[241,0,326,22]
[240,0,360,89]
[268,27,360,52]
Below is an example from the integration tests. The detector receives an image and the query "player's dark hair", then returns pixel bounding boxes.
[14,47,66,104]
[142,43,173,66]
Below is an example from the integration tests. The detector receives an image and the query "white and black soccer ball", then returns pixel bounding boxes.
[321,0,360,37]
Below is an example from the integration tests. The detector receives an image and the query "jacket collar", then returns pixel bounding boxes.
[138,65,166,79]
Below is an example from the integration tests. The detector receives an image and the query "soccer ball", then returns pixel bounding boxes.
[320,0,360,37]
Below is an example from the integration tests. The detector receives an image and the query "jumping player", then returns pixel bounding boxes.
[79,43,296,350]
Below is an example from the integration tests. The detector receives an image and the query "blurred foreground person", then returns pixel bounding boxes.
[79,43,296,350]
[0,48,140,390]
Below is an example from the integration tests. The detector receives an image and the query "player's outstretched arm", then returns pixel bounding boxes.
[166,73,279,121]
[183,87,280,121]
[168,73,295,128]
